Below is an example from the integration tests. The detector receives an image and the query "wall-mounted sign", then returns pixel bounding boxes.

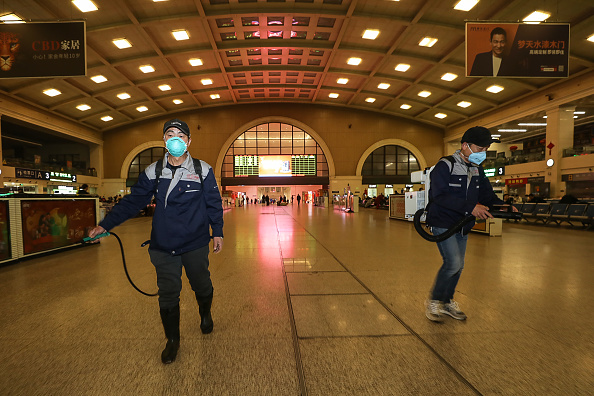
[0,21,86,79]
[385,184,393,188]
[484,167,505,177]
[368,184,377,188]
[15,168,76,182]
[505,178,527,185]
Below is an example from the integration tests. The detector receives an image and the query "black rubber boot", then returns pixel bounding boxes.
[159,305,180,364]
[196,290,214,334]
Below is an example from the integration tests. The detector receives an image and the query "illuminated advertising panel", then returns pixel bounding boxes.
[21,199,96,255]
[466,22,569,78]
[259,155,292,177]
[0,21,86,79]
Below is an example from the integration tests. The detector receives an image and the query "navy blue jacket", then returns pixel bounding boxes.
[426,151,502,234]
[100,153,224,255]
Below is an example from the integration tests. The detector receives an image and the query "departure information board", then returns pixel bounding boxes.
[291,155,316,175]
[234,155,316,176]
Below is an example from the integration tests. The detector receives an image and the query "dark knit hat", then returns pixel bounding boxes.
[163,119,190,137]
[461,126,498,146]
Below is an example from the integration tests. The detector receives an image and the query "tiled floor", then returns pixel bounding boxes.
[1,203,593,395]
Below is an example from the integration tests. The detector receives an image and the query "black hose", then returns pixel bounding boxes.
[413,208,523,243]
[110,232,158,297]
[413,209,475,242]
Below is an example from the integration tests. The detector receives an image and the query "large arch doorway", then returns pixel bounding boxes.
[218,119,333,205]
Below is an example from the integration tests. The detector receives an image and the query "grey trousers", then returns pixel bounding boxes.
[148,245,212,309]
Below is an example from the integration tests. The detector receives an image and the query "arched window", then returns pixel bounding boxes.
[361,145,420,184]
[221,122,329,185]
[126,147,166,187]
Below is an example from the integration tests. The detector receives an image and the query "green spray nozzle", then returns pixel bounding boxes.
[83,232,111,243]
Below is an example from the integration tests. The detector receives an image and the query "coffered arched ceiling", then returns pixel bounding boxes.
[0,0,593,137]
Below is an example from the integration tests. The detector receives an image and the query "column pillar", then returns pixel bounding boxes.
[545,106,574,197]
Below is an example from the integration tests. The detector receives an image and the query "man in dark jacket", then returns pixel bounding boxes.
[88,118,224,364]
[469,27,517,77]
[424,126,515,322]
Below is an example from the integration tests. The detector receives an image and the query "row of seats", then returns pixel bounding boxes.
[512,202,594,229]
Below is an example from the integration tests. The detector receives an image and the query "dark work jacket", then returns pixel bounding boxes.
[426,151,502,234]
[469,51,518,77]
[99,153,224,255]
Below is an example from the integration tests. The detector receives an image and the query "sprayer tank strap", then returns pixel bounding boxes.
[155,157,204,186]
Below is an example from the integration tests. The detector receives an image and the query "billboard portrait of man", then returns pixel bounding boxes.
[466,22,569,78]
[469,26,519,77]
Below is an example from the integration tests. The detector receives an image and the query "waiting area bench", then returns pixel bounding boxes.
[513,202,594,229]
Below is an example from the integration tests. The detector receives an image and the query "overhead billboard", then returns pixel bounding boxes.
[466,22,569,78]
[0,21,86,78]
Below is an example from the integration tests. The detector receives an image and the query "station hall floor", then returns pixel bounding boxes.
[1,203,593,396]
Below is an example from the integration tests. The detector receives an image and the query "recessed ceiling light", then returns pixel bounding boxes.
[90,75,107,83]
[435,113,447,119]
[418,90,431,97]
[486,85,504,93]
[72,0,98,12]
[457,101,472,108]
[400,104,411,109]
[395,63,410,72]
[329,93,339,98]
[347,57,362,66]
[419,37,438,47]
[337,78,349,84]
[117,93,131,100]
[588,34,594,43]
[172,29,190,41]
[158,84,171,91]
[573,115,578,118]
[76,104,91,111]
[139,65,155,73]
[523,11,551,24]
[189,58,203,66]
[574,111,586,114]
[378,83,390,89]
[453,0,479,11]
[491,134,501,138]
[518,123,547,126]
[173,99,183,105]
[43,88,61,97]
[362,29,380,40]
[0,13,24,23]
[498,129,527,132]
[543,115,548,118]
[210,94,220,99]
[365,97,376,103]
[101,116,113,122]
[201,78,213,85]
[112,38,132,49]
[441,73,458,81]
[136,106,148,112]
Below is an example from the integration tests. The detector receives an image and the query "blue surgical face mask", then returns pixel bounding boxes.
[165,136,188,157]
[467,145,487,165]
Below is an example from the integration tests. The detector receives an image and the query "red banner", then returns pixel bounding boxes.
[506,178,528,185]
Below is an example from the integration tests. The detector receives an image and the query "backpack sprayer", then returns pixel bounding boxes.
[82,232,158,297]
[409,164,522,243]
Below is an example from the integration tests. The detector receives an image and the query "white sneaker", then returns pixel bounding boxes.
[425,299,444,322]
[440,300,467,320]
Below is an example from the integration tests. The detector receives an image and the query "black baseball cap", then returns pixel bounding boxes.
[461,126,498,147]
[163,119,190,137]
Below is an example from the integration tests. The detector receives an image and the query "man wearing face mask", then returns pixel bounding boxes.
[88,118,224,364]
[424,126,515,322]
